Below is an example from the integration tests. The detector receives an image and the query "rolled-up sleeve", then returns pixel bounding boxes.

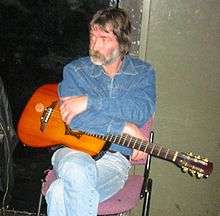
[69,110,126,135]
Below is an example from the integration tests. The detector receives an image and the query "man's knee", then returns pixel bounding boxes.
[46,179,64,203]
[56,153,97,185]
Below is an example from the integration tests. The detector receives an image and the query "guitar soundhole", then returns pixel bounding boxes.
[35,103,45,113]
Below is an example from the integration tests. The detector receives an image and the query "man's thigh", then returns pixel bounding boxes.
[96,151,131,202]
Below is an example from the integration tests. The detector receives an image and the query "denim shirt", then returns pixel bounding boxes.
[58,55,156,155]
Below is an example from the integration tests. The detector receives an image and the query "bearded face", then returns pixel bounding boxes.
[89,25,121,66]
[89,47,121,66]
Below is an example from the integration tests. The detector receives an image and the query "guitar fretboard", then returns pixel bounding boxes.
[85,132,178,162]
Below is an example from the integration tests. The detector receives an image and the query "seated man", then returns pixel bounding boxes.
[46,7,156,216]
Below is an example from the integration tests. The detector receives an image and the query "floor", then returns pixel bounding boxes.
[8,145,52,215]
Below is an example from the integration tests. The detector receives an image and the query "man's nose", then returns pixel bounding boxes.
[91,38,102,51]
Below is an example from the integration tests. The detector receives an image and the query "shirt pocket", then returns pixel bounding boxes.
[109,78,136,99]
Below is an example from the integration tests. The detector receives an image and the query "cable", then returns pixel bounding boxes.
[0,119,11,215]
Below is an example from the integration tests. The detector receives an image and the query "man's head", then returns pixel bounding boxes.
[89,7,131,66]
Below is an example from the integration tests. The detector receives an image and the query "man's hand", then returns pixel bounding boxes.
[123,123,148,161]
[131,149,148,161]
[60,96,88,125]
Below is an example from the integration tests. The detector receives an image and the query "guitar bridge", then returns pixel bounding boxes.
[40,101,58,132]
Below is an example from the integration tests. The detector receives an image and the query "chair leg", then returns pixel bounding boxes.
[117,212,130,216]
[36,182,44,216]
[141,178,153,216]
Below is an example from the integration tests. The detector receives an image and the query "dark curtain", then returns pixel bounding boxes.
[0,77,18,207]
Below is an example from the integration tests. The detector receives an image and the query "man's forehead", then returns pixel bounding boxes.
[90,24,115,38]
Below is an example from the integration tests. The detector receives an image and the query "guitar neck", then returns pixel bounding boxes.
[85,132,178,163]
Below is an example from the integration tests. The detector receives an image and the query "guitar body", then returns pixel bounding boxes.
[17,84,105,156]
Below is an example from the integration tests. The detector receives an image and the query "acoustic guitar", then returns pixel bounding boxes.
[17,84,213,178]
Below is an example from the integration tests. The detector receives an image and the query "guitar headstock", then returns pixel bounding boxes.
[176,152,213,178]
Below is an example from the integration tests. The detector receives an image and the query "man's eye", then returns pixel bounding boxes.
[102,37,108,43]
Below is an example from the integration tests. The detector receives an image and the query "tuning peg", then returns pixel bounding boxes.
[182,166,188,173]
[202,158,209,162]
[196,173,204,178]
[188,152,193,156]
[189,169,196,176]
[195,155,201,159]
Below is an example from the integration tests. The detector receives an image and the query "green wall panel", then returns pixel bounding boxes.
[139,0,220,215]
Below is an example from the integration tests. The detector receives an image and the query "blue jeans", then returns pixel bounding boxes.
[45,147,131,216]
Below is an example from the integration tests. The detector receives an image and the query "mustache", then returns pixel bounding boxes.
[89,49,102,58]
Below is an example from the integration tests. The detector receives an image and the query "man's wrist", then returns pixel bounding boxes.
[84,95,88,110]
[122,122,134,134]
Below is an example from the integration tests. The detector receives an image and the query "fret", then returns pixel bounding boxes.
[112,135,118,143]
[97,134,102,139]
[103,134,107,141]
[150,144,156,155]
[132,138,138,149]
[96,133,102,139]
[167,149,176,161]
[157,146,163,157]
[137,139,143,151]
[108,134,114,142]
[159,147,168,158]
[104,134,108,141]
[153,144,160,156]
[127,135,133,148]
[118,135,123,145]
[143,140,150,153]
[164,149,170,159]
[117,135,122,143]
[121,134,128,146]
[100,134,105,139]
[172,151,178,162]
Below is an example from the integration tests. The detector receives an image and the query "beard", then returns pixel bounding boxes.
[89,48,121,66]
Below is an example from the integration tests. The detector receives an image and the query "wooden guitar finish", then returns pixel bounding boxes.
[17,84,105,156]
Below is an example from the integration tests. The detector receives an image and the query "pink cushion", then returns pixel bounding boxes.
[42,171,144,214]
[98,175,144,214]
[41,170,57,196]
[140,117,154,140]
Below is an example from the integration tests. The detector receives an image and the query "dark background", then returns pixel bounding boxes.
[0,0,113,214]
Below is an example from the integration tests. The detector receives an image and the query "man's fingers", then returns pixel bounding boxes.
[131,149,148,161]
[60,100,73,115]
[61,112,74,125]
[59,95,87,125]
[131,149,140,160]
[61,96,72,101]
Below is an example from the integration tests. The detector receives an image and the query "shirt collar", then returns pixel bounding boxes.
[89,64,103,78]
[120,55,138,75]
[89,54,138,78]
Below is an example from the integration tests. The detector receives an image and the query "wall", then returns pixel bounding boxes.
[138,0,220,215]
